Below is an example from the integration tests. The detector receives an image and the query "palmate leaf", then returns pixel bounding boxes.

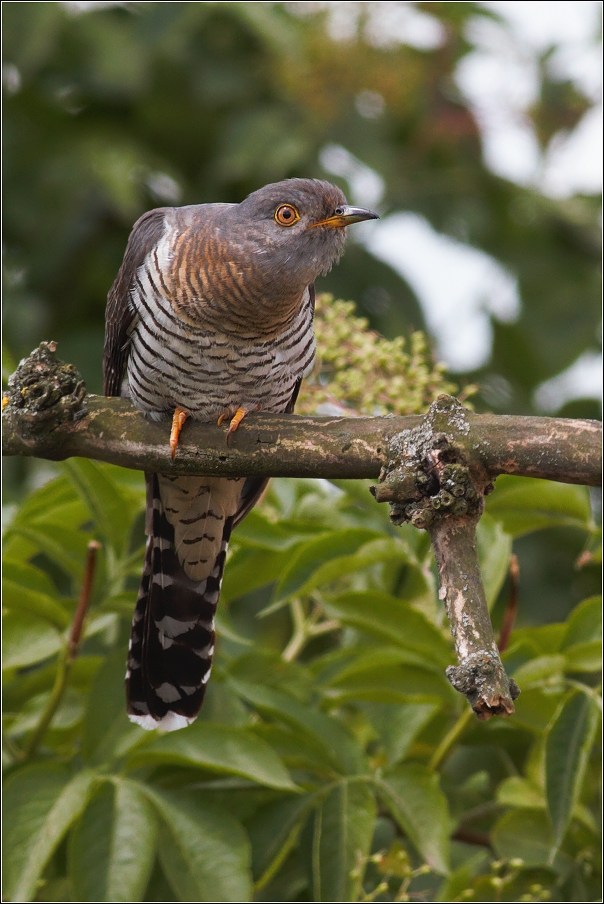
[2,576,71,629]
[229,677,365,776]
[311,779,377,903]
[126,722,297,791]
[69,778,157,903]
[324,590,453,667]
[2,610,63,669]
[491,809,572,874]
[2,764,97,903]
[271,527,386,603]
[485,476,592,537]
[143,786,252,903]
[63,459,137,558]
[375,764,451,875]
[247,793,318,888]
[545,690,600,857]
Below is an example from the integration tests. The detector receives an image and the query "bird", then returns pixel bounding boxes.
[103,178,378,731]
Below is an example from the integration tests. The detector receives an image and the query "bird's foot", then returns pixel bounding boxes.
[218,405,259,446]
[170,407,190,460]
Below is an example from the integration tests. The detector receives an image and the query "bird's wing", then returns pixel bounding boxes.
[103,208,168,397]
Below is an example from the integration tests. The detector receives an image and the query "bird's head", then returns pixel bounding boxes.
[229,178,379,293]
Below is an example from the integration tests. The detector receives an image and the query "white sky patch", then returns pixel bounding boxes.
[533,350,603,412]
[364,213,520,373]
[288,1,445,49]
[458,1,602,197]
[319,143,385,209]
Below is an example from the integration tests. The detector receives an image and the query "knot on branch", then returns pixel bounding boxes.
[370,395,493,528]
[3,342,87,436]
[446,653,521,721]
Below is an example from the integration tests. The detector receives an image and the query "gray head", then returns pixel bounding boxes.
[221,178,379,293]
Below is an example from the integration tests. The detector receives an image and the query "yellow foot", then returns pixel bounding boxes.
[170,407,190,460]
[218,405,260,446]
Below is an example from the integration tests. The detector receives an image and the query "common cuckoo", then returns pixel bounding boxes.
[103,178,378,731]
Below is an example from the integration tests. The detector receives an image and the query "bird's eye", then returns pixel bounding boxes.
[274,204,300,226]
[334,206,345,216]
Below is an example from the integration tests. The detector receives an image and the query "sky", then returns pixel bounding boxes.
[318,0,602,410]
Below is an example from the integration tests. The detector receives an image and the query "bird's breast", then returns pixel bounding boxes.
[126,245,315,421]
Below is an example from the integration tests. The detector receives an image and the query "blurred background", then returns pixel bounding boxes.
[3,0,602,622]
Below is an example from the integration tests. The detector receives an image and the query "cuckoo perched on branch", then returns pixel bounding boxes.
[104,178,378,731]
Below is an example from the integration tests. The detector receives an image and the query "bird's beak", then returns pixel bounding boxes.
[309,206,380,229]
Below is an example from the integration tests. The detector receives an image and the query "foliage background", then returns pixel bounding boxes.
[2,3,601,902]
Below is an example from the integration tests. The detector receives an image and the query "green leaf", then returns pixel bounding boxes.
[127,722,297,790]
[63,458,133,557]
[248,793,317,887]
[2,558,60,598]
[2,765,97,902]
[545,690,600,856]
[143,786,252,902]
[323,648,455,706]
[325,591,453,667]
[496,776,598,833]
[511,654,565,688]
[2,577,71,629]
[272,528,384,603]
[221,546,291,603]
[561,595,602,671]
[561,595,602,648]
[231,510,319,549]
[367,703,439,767]
[563,641,602,672]
[81,651,138,766]
[491,809,571,874]
[5,524,87,581]
[511,687,566,734]
[252,723,346,776]
[476,513,512,607]
[312,779,377,902]
[485,476,591,537]
[7,687,85,738]
[228,678,364,775]
[497,776,545,810]
[7,475,78,525]
[375,764,450,875]
[3,610,63,669]
[69,778,157,903]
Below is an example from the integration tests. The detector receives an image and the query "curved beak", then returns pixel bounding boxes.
[309,205,380,229]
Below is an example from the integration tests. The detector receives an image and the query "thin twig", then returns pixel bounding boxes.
[429,708,474,771]
[22,541,100,761]
[498,554,519,654]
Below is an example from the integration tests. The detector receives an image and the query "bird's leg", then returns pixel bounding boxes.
[218,405,260,446]
[170,407,190,460]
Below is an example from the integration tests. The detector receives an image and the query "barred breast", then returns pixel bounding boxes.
[126,224,316,423]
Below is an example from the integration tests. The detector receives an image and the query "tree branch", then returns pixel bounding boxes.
[2,345,600,486]
[3,343,602,723]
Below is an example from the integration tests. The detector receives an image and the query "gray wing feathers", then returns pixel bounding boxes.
[103,208,168,396]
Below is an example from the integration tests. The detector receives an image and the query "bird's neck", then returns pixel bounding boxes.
[168,229,310,338]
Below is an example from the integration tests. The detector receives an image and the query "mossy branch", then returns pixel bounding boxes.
[2,342,601,722]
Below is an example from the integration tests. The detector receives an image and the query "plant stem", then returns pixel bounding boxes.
[22,541,100,761]
[498,553,519,653]
[282,599,307,662]
[429,707,474,771]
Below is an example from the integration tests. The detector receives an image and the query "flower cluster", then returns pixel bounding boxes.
[297,294,474,416]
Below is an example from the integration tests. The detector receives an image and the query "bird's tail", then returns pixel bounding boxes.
[126,473,238,731]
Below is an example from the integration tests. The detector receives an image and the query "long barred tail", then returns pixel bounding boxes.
[126,473,234,731]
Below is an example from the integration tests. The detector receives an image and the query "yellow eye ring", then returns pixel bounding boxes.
[274,204,300,227]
